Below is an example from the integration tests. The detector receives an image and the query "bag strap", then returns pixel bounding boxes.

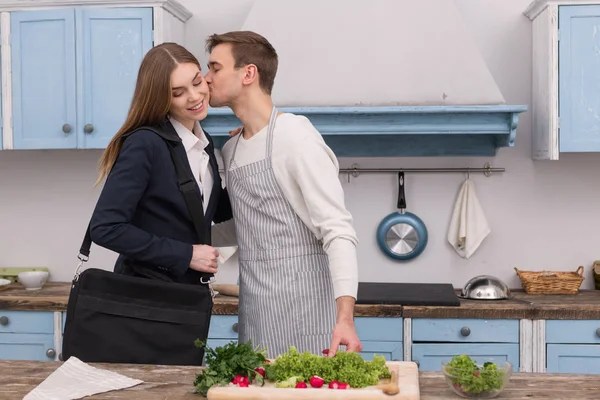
[77,125,212,282]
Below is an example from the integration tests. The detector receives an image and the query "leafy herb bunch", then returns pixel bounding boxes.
[193,339,268,397]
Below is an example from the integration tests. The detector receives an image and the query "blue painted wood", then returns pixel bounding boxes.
[0,333,55,361]
[547,344,600,374]
[11,9,77,149]
[355,317,403,342]
[412,319,519,343]
[558,5,600,153]
[359,341,403,361]
[0,311,54,334]
[208,315,239,340]
[202,105,527,157]
[412,343,519,371]
[78,7,153,149]
[546,320,600,344]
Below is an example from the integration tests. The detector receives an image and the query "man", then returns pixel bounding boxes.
[204,31,362,358]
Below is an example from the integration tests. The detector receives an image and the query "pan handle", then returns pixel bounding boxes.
[397,172,407,211]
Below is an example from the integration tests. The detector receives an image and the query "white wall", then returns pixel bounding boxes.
[1,0,599,290]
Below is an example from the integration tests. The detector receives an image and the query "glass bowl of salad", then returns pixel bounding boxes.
[442,355,513,398]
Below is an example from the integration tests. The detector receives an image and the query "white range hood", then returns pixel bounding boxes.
[203,0,527,157]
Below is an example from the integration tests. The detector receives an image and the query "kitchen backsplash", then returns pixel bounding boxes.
[0,0,599,289]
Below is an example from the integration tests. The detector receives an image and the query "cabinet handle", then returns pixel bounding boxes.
[84,124,94,134]
[460,326,471,337]
[232,322,238,333]
[46,348,56,358]
[596,328,600,338]
[0,316,8,326]
[62,124,72,133]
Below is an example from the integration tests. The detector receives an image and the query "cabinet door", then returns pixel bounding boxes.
[360,341,402,361]
[412,343,519,372]
[547,344,600,374]
[558,5,600,152]
[0,333,56,361]
[11,9,77,149]
[78,7,153,149]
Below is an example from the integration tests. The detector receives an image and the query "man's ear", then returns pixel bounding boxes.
[241,64,259,87]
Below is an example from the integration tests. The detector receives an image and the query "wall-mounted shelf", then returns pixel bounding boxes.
[202,105,528,157]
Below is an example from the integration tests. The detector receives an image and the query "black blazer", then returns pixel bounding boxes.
[89,121,232,285]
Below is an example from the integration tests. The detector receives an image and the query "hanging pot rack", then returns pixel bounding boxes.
[340,162,504,182]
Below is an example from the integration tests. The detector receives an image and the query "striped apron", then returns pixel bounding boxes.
[227,107,337,358]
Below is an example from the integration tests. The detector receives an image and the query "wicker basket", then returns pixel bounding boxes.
[514,266,585,294]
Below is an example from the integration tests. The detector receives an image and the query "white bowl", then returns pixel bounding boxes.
[0,278,10,291]
[18,271,49,291]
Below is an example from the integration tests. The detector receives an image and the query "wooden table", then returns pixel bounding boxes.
[1,360,598,399]
[3,282,600,319]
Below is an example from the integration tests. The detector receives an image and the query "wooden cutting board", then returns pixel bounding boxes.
[207,361,420,399]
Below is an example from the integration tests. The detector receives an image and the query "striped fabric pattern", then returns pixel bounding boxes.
[227,108,337,358]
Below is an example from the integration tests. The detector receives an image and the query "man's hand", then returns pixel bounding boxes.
[229,126,243,137]
[328,319,362,357]
[327,295,362,357]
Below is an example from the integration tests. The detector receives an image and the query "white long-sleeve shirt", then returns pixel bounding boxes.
[220,113,359,300]
[170,117,213,211]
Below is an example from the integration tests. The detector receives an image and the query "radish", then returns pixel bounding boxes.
[238,381,249,387]
[322,349,329,355]
[255,367,265,377]
[328,380,340,389]
[295,382,308,388]
[309,376,325,388]
[338,382,349,389]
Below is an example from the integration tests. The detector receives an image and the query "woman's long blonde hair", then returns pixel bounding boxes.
[96,42,201,185]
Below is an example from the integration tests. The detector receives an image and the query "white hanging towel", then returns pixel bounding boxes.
[447,178,491,259]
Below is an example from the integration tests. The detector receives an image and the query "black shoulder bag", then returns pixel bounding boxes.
[62,127,213,366]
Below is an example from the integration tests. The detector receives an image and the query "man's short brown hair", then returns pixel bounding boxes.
[206,31,278,95]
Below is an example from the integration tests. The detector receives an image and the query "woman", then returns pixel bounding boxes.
[83,43,232,365]
[91,42,232,284]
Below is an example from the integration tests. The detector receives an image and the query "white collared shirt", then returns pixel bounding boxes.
[169,117,214,211]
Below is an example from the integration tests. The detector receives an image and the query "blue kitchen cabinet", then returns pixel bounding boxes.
[355,317,403,361]
[11,9,77,150]
[558,5,600,153]
[546,320,600,373]
[0,311,57,361]
[411,319,520,371]
[206,315,239,350]
[205,315,403,361]
[78,8,153,149]
[10,7,152,150]
[527,2,600,159]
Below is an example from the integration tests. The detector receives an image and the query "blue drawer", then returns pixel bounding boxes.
[412,343,520,371]
[547,344,600,373]
[546,320,600,344]
[208,315,238,339]
[412,318,519,343]
[355,317,403,342]
[0,333,56,361]
[0,311,54,334]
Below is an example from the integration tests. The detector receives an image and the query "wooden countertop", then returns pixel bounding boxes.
[1,360,598,399]
[2,282,600,319]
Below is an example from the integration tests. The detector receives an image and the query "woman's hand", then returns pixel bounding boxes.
[190,245,220,274]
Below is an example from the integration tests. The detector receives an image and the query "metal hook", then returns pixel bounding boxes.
[347,163,361,183]
[465,168,470,180]
[483,162,492,177]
